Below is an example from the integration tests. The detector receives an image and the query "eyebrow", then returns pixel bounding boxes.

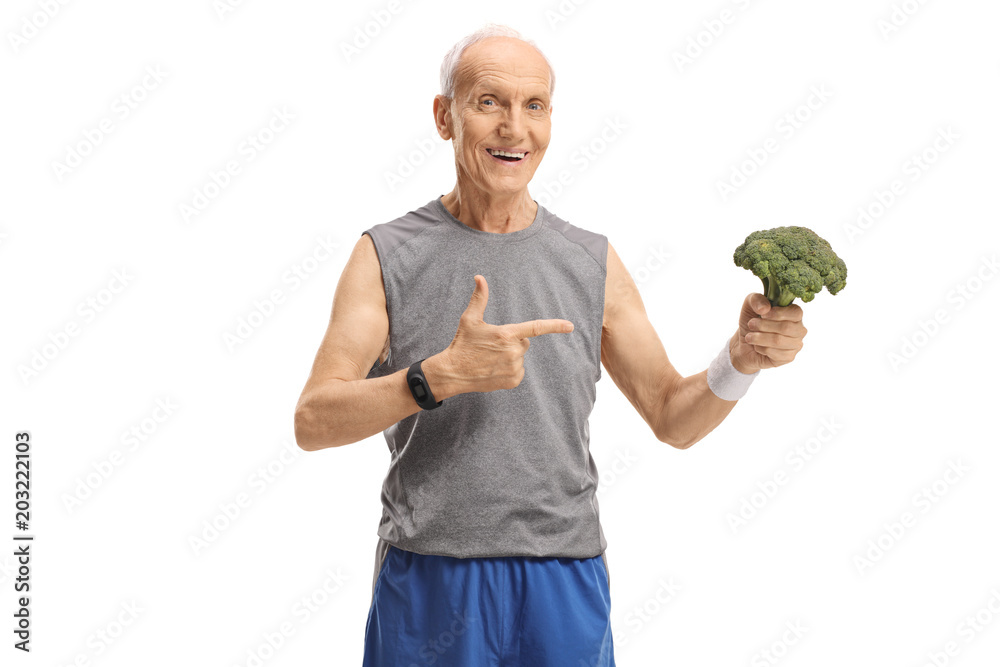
[472,85,549,100]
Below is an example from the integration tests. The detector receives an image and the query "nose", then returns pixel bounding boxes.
[497,106,526,141]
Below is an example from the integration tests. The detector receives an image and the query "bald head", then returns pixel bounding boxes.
[439,25,555,100]
[451,36,553,103]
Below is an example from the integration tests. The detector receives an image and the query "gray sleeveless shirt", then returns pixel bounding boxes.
[362,195,609,570]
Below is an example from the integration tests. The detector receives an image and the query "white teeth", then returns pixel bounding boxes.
[489,149,526,159]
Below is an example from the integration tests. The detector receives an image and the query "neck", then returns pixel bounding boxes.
[440,184,537,234]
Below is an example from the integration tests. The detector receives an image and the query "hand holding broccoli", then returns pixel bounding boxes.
[727,226,845,373]
[730,293,807,373]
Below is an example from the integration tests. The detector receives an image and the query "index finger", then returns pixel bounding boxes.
[506,319,575,338]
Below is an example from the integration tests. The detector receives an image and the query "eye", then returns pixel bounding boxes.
[481,98,495,106]
[528,102,542,110]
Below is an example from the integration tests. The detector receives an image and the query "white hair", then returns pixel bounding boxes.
[439,23,555,100]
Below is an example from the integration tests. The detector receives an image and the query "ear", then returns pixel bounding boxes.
[433,95,452,141]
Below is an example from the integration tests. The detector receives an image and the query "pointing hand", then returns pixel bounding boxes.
[440,275,575,393]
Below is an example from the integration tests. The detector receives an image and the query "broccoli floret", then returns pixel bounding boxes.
[733,226,847,306]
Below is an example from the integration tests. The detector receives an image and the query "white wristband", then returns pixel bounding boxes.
[707,340,759,401]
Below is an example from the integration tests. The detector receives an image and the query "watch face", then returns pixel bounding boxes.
[413,384,427,399]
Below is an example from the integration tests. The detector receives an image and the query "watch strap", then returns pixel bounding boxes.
[406,358,443,410]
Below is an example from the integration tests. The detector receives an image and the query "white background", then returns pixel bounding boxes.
[2,0,999,665]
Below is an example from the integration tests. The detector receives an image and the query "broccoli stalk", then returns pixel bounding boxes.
[761,275,798,307]
[733,226,847,306]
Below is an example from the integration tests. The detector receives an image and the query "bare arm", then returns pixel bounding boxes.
[601,242,739,449]
[601,242,807,449]
[293,234,462,451]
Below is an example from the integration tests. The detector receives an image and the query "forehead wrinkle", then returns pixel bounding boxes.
[468,73,550,100]
[454,44,552,98]
[463,56,550,79]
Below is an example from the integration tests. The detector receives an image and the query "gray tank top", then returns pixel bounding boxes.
[362,195,609,570]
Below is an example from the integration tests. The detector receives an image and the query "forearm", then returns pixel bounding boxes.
[655,332,746,449]
[294,353,463,450]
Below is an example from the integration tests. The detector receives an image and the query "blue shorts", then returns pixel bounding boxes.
[362,544,616,666]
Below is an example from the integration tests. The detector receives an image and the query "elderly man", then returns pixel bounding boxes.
[294,23,806,666]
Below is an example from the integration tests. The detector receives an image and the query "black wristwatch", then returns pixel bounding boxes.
[407,358,443,410]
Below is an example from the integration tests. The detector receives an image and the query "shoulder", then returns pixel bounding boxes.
[539,205,608,273]
[362,198,443,261]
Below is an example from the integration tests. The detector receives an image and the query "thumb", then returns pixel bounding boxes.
[749,292,771,318]
[462,274,489,321]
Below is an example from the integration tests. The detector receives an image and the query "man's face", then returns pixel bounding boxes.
[436,37,553,199]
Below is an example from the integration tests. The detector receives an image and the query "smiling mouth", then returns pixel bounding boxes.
[486,148,528,162]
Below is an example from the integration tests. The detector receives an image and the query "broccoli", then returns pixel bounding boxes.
[733,226,847,306]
